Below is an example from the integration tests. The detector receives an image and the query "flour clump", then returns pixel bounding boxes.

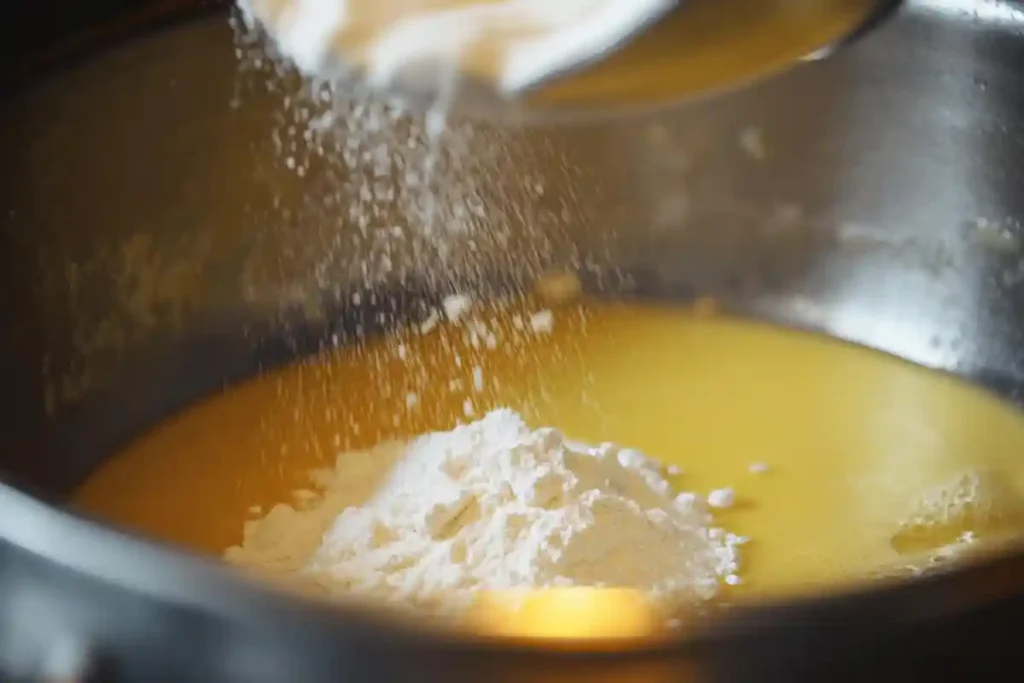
[226,409,743,620]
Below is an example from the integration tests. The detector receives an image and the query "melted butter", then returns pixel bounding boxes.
[73,300,1024,600]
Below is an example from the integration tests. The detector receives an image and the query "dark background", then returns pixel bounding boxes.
[0,0,221,90]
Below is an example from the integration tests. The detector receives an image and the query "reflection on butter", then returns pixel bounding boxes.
[465,587,662,641]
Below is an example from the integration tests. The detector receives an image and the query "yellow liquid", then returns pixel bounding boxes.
[73,300,1024,600]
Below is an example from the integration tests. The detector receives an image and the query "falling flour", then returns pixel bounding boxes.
[226,409,744,621]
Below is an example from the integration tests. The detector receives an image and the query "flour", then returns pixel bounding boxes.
[239,0,674,94]
[442,293,474,322]
[529,309,554,334]
[226,409,743,621]
[707,487,736,509]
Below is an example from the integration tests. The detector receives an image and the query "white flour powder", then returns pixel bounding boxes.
[226,409,743,620]
[239,0,674,93]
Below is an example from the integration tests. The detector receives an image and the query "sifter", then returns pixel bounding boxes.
[241,0,904,120]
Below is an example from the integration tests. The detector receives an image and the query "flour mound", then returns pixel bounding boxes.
[226,409,742,618]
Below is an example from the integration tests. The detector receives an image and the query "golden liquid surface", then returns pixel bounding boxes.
[74,301,1024,600]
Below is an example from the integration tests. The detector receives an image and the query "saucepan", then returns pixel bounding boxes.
[2,0,1024,681]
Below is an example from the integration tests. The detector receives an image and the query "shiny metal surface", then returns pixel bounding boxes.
[1,0,1024,680]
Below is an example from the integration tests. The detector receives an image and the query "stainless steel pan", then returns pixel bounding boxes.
[1,1,1023,680]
